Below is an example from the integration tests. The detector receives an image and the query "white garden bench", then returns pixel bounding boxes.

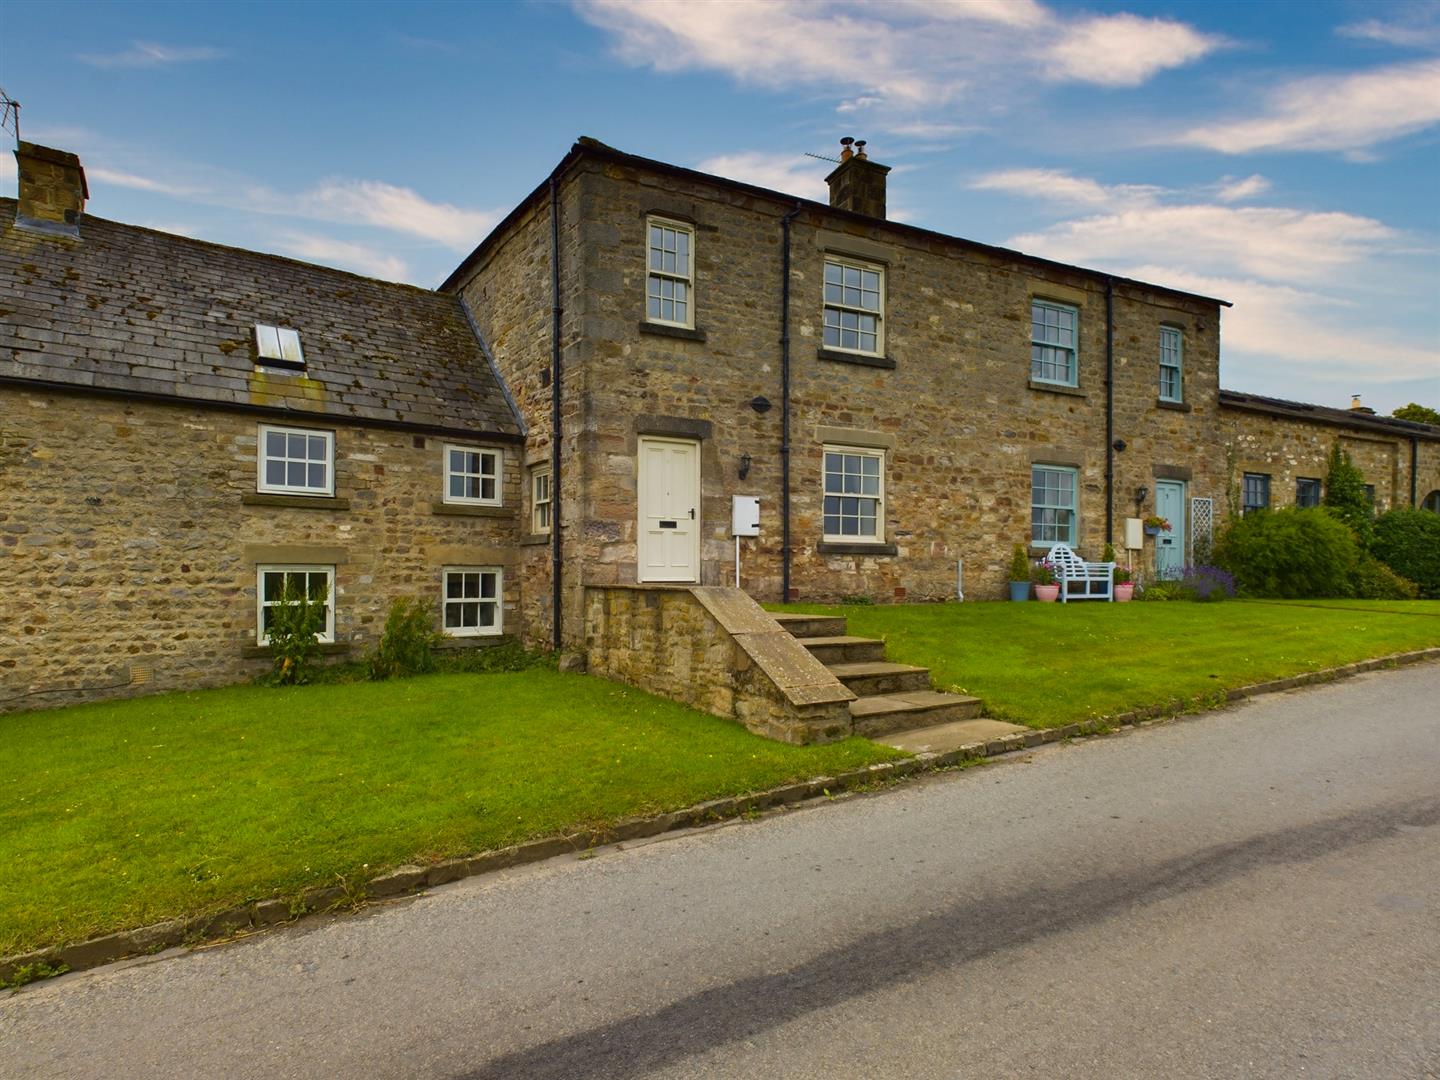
[1048,544,1115,602]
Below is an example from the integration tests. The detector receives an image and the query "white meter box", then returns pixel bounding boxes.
[732,495,760,537]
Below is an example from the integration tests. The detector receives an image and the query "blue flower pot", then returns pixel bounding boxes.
[1009,581,1031,601]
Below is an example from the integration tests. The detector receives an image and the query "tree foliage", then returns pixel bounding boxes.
[1321,442,1373,548]
[1391,402,1440,425]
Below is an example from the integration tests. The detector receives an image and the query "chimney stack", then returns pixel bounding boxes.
[825,136,890,219]
[1349,394,1375,415]
[13,142,88,238]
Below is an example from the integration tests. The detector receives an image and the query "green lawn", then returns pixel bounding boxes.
[0,671,900,958]
[772,599,1440,728]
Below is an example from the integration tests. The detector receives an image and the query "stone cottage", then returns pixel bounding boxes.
[2,136,1437,719]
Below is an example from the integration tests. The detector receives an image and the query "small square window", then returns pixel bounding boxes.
[257,424,334,495]
[531,466,552,534]
[256,564,334,645]
[1296,477,1322,508]
[443,444,501,505]
[442,567,502,637]
[255,324,304,366]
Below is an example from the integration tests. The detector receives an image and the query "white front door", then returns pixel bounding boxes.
[637,437,700,583]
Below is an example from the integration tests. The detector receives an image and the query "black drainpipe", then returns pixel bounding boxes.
[1411,436,1419,506]
[549,176,564,651]
[1104,276,1115,543]
[779,202,802,602]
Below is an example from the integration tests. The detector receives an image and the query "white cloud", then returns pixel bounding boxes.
[971,168,1164,209]
[270,232,409,282]
[254,179,502,251]
[1338,15,1440,50]
[88,166,198,197]
[1122,265,1439,382]
[694,151,830,201]
[77,42,225,69]
[1046,13,1224,88]
[1175,59,1440,154]
[1214,174,1271,202]
[577,0,1220,115]
[0,154,14,186]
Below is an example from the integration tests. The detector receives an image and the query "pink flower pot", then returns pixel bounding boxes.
[1114,583,1135,602]
[1034,584,1060,602]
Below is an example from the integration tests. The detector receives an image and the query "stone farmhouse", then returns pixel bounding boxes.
[3,137,1437,731]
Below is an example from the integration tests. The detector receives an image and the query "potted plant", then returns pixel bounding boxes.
[1008,544,1031,601]
[1143,514,1171,536]
[1032,558,1060,602]
[1114,565,1134,602]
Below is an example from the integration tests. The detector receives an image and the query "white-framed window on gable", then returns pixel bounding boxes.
[822,445,884,542]
[1031,465,1077,547]
[443,445,501,505]
[256,565,335,645]
[1031,299,1079,386]
[1159,325,1183,402]
[646,217,693,328]
[257,424,334,496]
[442,567,502,637]
[823,256,884,356]
[531,465,552,534]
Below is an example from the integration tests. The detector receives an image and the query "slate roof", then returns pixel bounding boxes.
[0,199,521,438]
[1219,388,1440,441]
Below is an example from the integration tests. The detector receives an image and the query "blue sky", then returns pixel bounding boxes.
[2,0,1437,412]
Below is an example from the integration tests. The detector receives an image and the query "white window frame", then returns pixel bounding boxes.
[442,566,503,638]
[1159,325,1183,402]
[645,216,695,329]
[1031,464,1078,548]
[257,424,335,496]
[822,255,885,357]
[255,564,335,646]
[443,444,502,506]
[821,444,885,543]
[1031,299,1079,387]
[531,465,552,534]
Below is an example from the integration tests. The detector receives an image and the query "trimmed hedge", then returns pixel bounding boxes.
[1373,509,1440,598]
[1215,508,1359,598]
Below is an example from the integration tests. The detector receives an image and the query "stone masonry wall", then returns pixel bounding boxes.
[0,388,520,710]
[1220,405,1440,515]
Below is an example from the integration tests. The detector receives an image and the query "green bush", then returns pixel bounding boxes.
[1138,579,1188,601]
[1214,507,1360,598]
[437,640,549,674]
[1322,443,1374,548]
[1349,554,1420,600]
[1009,544,1030,582]
[1373,508,1440,598]
[368,598,443,681]
[263,582,326,686]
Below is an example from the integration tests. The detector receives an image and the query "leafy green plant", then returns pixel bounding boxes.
[1113,565,1132,585]
[1008,544,1030,582]
[1322,442,1373,548]
[1138,579,1188,601]
[1350,554,1419,600]
[368,597,443,681]
[1391,402,1440,425]
[263,581,326,686]
[437,640,548,674]
[1102,542,1117,563]
[1214,506,1359,598]
[1372,508,1440,598]
[2,959,68,990]
[1031,560,1056,586]
[840,594,875,605]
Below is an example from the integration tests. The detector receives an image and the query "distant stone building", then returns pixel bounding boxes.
[3,137,1437,711]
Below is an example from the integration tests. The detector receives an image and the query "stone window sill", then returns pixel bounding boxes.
[431,502,515,519]
[1157,398,1192,412]
[241,641,352,660]
[520,533,552,546]
[1028,379,1087,399]
[242,493,351,510]
[817,541,898,556]
[639,321,707,343]
[817,347,896,370]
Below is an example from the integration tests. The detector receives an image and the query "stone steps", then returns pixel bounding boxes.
[776,610,986,740]
[826,660,933,696]
[849,690,985,739]
[794,635,888,665]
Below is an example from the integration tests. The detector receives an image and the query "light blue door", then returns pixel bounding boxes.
[1155,481,1186,579]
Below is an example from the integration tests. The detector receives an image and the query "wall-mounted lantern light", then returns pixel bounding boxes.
[738,454,752,480]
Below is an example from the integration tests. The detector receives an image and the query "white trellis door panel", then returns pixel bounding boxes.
[637,437,700,582]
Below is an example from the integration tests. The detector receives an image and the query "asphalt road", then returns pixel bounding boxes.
[4,663,1439,1079]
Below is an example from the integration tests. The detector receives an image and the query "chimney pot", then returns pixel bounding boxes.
[12,142,88,238]
[825,138,889,219]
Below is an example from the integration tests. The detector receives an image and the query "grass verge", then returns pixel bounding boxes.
[0,671,901,957]
[770,599,1440,728]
